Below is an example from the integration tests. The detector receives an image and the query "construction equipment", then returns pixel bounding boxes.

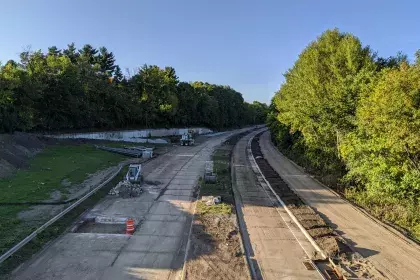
[125,164,143,184]
[180,130,195,146]
[109,164,143,198]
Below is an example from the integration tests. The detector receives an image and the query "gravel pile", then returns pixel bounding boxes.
[108,181,143,198]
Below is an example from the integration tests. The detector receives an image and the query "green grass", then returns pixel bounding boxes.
[0,144,126,203]
[0,168,126,278]
[0,144,127,275]
[197,146,235,215]
[196,201,232,215]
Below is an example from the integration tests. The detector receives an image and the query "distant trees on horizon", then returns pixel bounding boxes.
[0,43,268,133]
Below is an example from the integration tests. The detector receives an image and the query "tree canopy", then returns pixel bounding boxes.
[273,29,376,173]
[267,28,420,237]
[0,44,267,133]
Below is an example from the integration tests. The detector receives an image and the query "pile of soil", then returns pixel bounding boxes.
[0,132,45,178]
[186,214,249,280]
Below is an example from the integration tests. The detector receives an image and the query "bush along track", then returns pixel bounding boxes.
[184,131,252,280]
[251,132,386,280]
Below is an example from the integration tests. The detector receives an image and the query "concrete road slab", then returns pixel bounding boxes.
[251,239,304,258]
[248,227,298,240]
[148,201,191,216]
[15,233,130,280]
[245,215,287,228]
[232,130,320,280]
[169,179,197,185]
[126,235,181,253]
[242,198,274,207]
[242,205,280,217]
[135,220,186,237]
[166,184,195,190]
[174,171,200,176]
[53,233,130,252]
[163,189,194,196]
[259,258,318,280]
[144,214,187,222]
[90,200,152,219]
[157,194,193,202]
[112,251,175,269]
[101,266,172,280]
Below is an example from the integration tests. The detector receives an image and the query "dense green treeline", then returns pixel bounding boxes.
[0,44,267,133]
[268,29,420,238]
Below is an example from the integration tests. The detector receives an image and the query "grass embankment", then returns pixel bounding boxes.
[0,144,126,276]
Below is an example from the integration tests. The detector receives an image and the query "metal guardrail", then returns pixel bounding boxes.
[0,164,124,264]
[95,145,143,157]
[95,145,155,158]
[0,143,169,265]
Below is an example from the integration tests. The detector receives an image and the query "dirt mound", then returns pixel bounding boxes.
[186,214,249,280]
[0,132,45,178]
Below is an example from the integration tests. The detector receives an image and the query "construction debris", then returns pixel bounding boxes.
[201,195,221,206]
[108,181,143,198]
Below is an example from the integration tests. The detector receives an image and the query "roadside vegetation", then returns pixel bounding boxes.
[0,143,126,276]
[267,28,420,240]
[0,44,267,133]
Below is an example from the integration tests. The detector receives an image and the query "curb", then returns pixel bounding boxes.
[231,136,259,280]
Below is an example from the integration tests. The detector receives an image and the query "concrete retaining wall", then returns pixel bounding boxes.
[48,127,213,143]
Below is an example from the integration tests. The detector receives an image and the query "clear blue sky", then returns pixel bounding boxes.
[1,1,419,104]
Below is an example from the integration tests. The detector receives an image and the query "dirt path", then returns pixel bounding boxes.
[260,131,420,280]
[186,215,249,280]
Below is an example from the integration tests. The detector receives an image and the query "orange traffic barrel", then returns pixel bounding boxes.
[126,218,135,235]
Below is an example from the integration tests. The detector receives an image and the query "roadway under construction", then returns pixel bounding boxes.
[5,128,420,280]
